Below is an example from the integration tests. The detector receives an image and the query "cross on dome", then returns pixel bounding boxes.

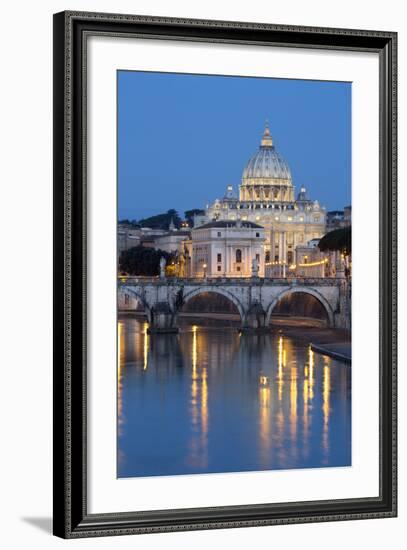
[261,120,273,147]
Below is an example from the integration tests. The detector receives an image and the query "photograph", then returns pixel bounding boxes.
[0,0,400,544]
[116,70,352,478]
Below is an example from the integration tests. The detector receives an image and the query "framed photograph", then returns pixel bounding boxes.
[53,11,397,538]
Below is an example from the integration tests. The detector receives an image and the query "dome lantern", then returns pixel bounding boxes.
[260,120,273,147]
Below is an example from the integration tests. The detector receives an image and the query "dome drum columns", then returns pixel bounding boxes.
[240,184,294,203]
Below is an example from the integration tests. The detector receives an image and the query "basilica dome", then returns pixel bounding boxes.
[242,124,292,184]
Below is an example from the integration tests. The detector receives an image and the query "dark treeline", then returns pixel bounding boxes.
[318,226,351,255]
[119,207,204,229]
[119,246,175,276]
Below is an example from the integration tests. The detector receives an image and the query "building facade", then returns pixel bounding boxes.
[194,123,326,274]
[118,224,141,255]
[326,205,352,232]
[153,229,191,254]
[187,220,266,278]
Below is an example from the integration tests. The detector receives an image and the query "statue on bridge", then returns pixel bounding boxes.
[159,256,166,279]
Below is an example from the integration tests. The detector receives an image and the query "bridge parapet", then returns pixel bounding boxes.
[118,276,350,331]
[118,276,343,287]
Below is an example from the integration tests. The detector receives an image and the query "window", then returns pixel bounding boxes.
[217,265,221,272]
[236,266,241,272]
[256,254,260,262]
[217,232,222,237]
[256,232,260,237]
[236,249,242,263]
[217,253,222,263]
[124,294,129,305]
[265,251,270,263]
[287,251,293,264]
[275,255,279,262]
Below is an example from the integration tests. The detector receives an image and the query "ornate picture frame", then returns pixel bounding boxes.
[53,11,397,538]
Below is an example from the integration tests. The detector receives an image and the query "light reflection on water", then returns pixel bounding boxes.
[117,317,351,478]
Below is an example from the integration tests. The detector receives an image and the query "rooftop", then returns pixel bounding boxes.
[195,220,264,230]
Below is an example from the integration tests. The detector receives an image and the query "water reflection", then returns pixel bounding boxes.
[188,326,209,468]
[143,322,149,370]
[322,363,331,463]
[117,317,351,478]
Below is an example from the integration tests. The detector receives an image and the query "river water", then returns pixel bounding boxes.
[118,316,351,478]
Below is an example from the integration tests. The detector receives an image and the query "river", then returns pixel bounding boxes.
[118,316,351,478]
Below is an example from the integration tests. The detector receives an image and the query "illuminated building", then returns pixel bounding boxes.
[187,220,266,278]
[193,123,327,277]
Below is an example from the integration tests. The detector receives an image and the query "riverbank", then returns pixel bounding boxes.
[270,324,351,364]
[310,342,351,363]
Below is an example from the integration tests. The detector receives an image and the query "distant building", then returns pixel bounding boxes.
[326,206,351,232]
[194,123,326,276]
[118,224,171,253]
[344,205,351,226]
[293,238,328,278]
[153,229,191,254]
[187,220,266,278]
[117,224,141,255]
[294,238,347,279]
[140,228,168,239]
[326,210,344,231]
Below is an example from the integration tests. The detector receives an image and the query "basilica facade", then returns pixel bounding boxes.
[190,123,327,277]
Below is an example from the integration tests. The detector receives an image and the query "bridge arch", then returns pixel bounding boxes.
[179,286,246,322]
[265,287,335,327]
[119,285,153,323]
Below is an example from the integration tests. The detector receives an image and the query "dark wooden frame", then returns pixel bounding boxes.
[53,10,397,538]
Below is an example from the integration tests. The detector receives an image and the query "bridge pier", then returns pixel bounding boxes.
[147,302,178,334]
[333,280,351,330]
[240,302,268,333]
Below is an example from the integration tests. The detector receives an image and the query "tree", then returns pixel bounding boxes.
[119,246,174,276]
[137,209,181,230]
[118,219,140,228]
[318,226,351,255]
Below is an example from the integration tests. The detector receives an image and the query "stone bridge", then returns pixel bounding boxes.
[118,277,351,333]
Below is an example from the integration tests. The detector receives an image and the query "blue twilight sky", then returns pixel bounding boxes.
[118,70,351,221]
